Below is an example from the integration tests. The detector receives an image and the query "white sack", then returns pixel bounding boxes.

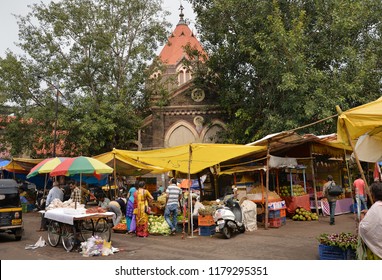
[241,200,257,231]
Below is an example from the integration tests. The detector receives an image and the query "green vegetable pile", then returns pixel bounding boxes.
[148,215,171,235]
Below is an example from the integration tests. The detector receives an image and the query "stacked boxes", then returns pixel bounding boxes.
[198,215,214,226]
[198,215,216,236]
[198,225,216,236]
[268,208,287,228]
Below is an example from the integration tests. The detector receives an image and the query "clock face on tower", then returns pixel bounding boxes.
[191,88,205,102]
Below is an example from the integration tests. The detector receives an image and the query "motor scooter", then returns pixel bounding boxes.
[213,197,245,239]
[35,189,46,211]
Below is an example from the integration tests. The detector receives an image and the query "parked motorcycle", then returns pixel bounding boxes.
[213,197,245,239]
[35,189,46,211]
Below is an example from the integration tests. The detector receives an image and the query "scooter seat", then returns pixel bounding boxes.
[232,206,242,222]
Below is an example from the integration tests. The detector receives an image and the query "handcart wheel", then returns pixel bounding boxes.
[78,219,94,241]
[61,224,76,252]
[94,217,111,242]
[47,221,61,247]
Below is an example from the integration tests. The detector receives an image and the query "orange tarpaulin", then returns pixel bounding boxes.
[282,194,311,215]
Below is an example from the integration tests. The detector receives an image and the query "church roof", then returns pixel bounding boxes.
[158,7,206,65]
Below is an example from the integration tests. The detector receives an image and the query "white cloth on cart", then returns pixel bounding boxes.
[241,200,257,231]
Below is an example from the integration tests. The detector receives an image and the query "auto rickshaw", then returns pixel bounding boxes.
[0,179,23,240]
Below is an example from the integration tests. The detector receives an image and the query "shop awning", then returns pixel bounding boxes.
[121,143,266,174]
[4,158,43,173]
[93,149,166,176]
[337,96,382,144]
[337,96,382,162]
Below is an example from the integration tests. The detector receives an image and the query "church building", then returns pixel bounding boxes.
[140,6,226,150]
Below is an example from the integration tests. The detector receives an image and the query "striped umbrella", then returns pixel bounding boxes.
[27,157,69,178]
[50,156,113,209]
[49,156,113,177]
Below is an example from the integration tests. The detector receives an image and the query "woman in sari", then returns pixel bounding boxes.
[134,181,153,237]
[126,181,137,233]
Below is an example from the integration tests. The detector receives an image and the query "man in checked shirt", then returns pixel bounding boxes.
[69,181,81,204]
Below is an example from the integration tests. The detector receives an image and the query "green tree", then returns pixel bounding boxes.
[190,0,382,143]
[0,0,170,157]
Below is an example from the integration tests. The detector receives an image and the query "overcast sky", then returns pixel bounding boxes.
[0,0,195,56]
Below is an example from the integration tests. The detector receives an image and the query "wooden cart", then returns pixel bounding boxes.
[44,208,114,252]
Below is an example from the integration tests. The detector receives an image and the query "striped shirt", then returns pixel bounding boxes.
[166,184,182,206]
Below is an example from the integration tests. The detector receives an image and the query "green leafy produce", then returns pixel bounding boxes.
[148,215,171,235]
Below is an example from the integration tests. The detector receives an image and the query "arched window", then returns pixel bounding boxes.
[185,70,192,82]
[178,70,185,85]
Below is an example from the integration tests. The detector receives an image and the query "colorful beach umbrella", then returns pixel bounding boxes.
[27,157,69,178]
[49,156,113,177]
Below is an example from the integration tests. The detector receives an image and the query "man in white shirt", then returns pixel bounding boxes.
[38,181,63,232]
[164,178,182,234]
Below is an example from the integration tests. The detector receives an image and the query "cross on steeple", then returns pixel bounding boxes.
[177,3,186,25]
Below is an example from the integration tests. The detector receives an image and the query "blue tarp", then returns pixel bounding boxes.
[69,174,108,186]
[0,160,10,168]
[2,170,48,189]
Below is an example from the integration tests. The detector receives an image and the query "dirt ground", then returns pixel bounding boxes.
[0,210,359,260]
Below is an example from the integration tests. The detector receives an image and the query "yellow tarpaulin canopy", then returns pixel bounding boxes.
[121,143,266,174]
[4,158,43,173]
[93,149,166,176]
[337,96,382,144]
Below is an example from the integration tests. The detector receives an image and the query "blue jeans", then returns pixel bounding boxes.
[356,195,368,219]
[329,201,336,224]
[164,204,178,231]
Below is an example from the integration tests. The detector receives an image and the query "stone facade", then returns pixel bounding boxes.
[140,8,226,150]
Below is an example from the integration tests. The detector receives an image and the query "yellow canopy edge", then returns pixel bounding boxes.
[119,143,266,174]
[337,96,382,144]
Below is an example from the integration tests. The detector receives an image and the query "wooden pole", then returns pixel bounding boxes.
[309,145,319,216]
[265,143,270,230]
[336,106,374,204]
[188,144,193,237]
[113,152,117,199]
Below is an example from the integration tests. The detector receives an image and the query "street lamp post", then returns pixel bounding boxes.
[52,89,59,157]
[37,75,60,157]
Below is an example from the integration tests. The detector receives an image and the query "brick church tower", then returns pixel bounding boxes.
[140,5,226,150]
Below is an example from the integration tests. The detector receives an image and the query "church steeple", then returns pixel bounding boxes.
[177,4,186,26]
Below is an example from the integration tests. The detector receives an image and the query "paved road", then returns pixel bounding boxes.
[0,211,358,260]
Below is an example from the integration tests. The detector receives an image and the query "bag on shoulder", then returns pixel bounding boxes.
[328,182,343,196]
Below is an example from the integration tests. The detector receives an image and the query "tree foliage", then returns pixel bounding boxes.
[190,0,382,143]
[0,0,170,157]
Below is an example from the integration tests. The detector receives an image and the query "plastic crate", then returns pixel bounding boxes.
[27,204,35,212]
[198,215,215,226]
[199,225,216,236]
[268,218,282,228]
[318,244,347,260]
[280,208,286,217]
[268,209,280,219]
[346,249,356,260]
[21,203,27,213]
